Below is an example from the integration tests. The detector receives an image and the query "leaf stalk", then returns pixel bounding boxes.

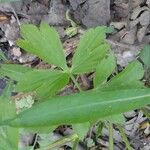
[36,134,78,150]
[70,74,82,92]
[109,122,114,150]
[118,125,133,150]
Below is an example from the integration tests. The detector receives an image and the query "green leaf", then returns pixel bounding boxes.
[72,122,90,140]
[103,61,144,90]
[140,45,150,68]
[71,27,109,74]
[4,89,150,128]
[94,53,116,88]
[0,83,16,122]
[0,50,7,62]
[16,69,70,99]
[17,23,67,70]
[103,114,125,125]
[0,83,19,150]
[94,55,143,125]
[26,126,55,134]
[0,127,19,150]
[0,64,32,81]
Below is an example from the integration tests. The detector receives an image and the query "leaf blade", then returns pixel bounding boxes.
[140,45,150,68]
[16,69,69,99]
[94,53,116,88]
[102,61,145,90]
[71,27,109,74]
[5,89,150,128]
[17,23,67,70]
[0,64,32,81]
[0,83,19,149]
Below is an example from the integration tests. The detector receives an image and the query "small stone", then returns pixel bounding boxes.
[137,26,147,42]
[18,54,37,63]
[11,47,22,57]
[42,0,68,26]
[69,0,86,10]
[124,111,137,118]
[82,0,110,27]
[146,0,150,7]
[139,11,150,26]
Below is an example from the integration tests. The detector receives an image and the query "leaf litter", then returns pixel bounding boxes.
[0,0,150,150]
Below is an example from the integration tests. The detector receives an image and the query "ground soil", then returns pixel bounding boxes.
[0,0,150,149]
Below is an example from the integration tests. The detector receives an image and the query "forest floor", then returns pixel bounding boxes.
[0,0,150,149]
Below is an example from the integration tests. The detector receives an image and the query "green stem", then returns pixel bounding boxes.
[72,138,79,150]
[109,122,114,150]
[36,134,78,150]
[32,134,38,149]
[70,74,83,149]
[70,74,82,92]
[96,121,104,138]
[118,125,133,150]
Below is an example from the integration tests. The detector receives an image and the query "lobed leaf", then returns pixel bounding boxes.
[140,45,150,68]
[0,83,19,150]
[17,23,67,70]
[0,83,15,122]
[0,127,18,150]
[4,89,150,128]
[0,64,32,81]
[94,53,116,88]
[16,69,70,99]
[94,60,145,125]
[102,60,145,90]
[71,27,109,74]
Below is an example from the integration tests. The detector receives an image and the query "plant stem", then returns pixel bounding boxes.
[109,122,114,150]
[37,134,78,150]
[72,138,79,150]
[96,121,104,138]
[70,74,82,92]
[118,125,133,150]
[32,134,38,149]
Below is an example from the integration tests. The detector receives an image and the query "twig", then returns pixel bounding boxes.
[11,7,21,26]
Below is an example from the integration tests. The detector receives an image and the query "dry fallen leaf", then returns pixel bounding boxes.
[131,6,149,20]
[132,0,144,8]
[139,11,150,26]
[0,14,9,21]
[121,28,137,44]
[147,0,150,7]
[110,22,126,30]
[137,26,147,42]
